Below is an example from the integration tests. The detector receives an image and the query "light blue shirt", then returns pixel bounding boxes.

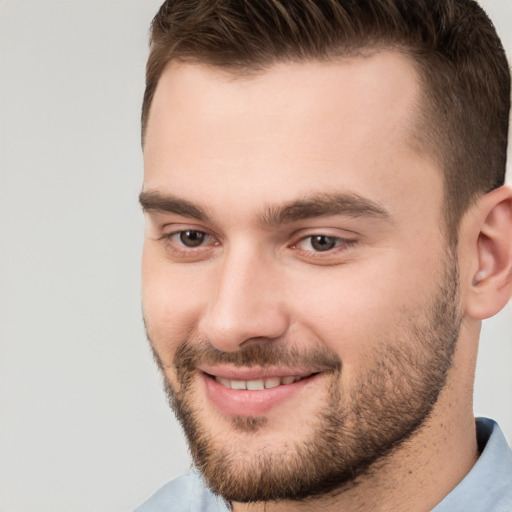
[135,418,512,512]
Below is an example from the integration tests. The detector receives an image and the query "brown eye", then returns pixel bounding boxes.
[179,230,207,247]
[309,235,338,251]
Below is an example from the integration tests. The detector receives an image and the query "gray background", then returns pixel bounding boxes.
[0,1,511,510]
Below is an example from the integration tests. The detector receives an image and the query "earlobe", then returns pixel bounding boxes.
[465,186,512,320]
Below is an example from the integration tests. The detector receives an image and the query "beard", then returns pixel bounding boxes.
[147,249,462,505]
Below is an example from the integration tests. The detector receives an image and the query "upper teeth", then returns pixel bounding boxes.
[215,375,304,390]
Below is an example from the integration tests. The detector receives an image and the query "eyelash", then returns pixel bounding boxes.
[160,229,357,260]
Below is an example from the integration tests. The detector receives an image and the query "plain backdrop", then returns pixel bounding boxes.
[0,1,511,511]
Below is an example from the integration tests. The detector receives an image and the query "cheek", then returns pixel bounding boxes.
[141,248,206,362]
[288,254,436,369]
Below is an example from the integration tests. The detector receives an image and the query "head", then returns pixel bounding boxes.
[142,0,510,239]
[140,0,512,508]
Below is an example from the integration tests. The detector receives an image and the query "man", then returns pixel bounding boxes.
[136,1,512,510]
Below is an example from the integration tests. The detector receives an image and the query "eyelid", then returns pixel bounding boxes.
[158,221,215,239]
[290,225,358,244]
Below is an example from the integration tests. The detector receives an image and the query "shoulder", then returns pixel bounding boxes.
[134,469,230,512]
[433,418,512,512]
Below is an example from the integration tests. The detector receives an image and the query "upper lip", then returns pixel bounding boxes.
[198,365,318,381]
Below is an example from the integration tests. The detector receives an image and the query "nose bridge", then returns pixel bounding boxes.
[199,242,288,351]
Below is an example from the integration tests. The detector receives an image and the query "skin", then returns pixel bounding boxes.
[141,52,512,511]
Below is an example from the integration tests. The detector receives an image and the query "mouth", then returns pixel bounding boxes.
[210,373,312,390]
[199,367,321,417]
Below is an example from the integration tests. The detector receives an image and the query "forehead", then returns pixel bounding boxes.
[143,53,442,223]
[145,52,421,151]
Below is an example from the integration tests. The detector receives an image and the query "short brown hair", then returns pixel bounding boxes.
[142,0,510,236]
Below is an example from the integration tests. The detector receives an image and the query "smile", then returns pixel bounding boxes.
[214,375,308,390]
[200,368,320,416]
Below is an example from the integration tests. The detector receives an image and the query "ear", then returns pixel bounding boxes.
[464,186,512,320]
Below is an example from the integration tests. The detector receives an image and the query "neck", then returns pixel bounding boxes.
[233,413,477,512]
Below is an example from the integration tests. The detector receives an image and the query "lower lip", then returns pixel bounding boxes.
[201,373,319,417]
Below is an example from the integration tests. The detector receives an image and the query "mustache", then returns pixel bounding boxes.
[171,338,342,375]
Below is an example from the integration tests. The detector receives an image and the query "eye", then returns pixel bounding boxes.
[296,234,345,252]
[308,235,337,251]
[176,230,208,247]
[158,228,218,261]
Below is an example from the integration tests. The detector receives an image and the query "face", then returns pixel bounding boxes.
[141,54,462,503]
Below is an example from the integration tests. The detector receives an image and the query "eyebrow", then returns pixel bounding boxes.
[260,192,390,227]
[139,191,209,221]
[139,190,390,226]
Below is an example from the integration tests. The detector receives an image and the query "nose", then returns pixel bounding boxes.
[197,246,289,352]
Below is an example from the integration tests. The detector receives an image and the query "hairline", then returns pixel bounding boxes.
[142,43,417,142]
